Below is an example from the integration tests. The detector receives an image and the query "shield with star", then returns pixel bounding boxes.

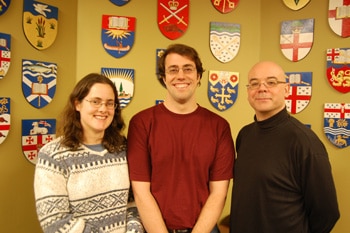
[0,32,11,79]
[110,0,131,6]
[326,48,350,93]
[324,103,350,148]
[283,0,310,10]
[285,72,312,114]
[102,15,136,58]
[0,0,11,16]
[101,67,134,109]
[22,59,57,109]
[211,0,239,14]
[208,70,239,111]
[158,0,189,40]
[210,22,240,63]
[0,97,10,145]
[22,119,56,164]
[23,0,58,50]
[280,18,314,62]
[328,0,350,38]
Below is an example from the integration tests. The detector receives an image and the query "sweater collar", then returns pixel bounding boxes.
[254,108,289,130]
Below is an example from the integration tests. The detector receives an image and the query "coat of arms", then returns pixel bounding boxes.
[324,103,350,148]
[0,32,10,79]
[210,22,240,63]
[0,97,10,145]
[282,0,310,10]
[23,0,58,50]
[328,0,350,38]
[208,70,239,111]
[110,0,131,6]
[22,59,57,109]
[102,15,135,58]
[211,0,239,14]
[22,119,56,164]
[158,0,189,40]
[280,18,314,62]
[326,48,350,93]
[101,67,134,109]
[285,72,312,114]
[0,0,11,16]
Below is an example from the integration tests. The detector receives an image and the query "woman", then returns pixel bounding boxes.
[34,73,143,233]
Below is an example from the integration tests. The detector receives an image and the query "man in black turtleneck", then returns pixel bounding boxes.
[229,61,340,233]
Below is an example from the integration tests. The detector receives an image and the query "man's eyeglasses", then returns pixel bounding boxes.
[85,99,117,110]
[246,78,287,90]
[166,66,196,75]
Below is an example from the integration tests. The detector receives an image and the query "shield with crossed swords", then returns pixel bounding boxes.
[210,22,240,63]
[282,0,310,10]
[211,0,239,14]
[328,0,350,38]
[158,0,189,40]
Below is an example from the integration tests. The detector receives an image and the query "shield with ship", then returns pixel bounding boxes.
[23,0,58,50]
[0,32,11,79]
[101,15,135,58]
[22,119,56,164]
[22,59,57,109]
[0,97,10,145]
[101,67,134,109]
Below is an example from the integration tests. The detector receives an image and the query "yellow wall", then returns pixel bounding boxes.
[0,0,348,232]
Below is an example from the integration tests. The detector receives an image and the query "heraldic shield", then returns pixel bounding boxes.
[0,97,10,145]
[280,18,314,62]
[328,0,350,38]
[101,67,134,109]
[22,59,57,109]
[282,0,310,10]
[23,0,58,50]
[110,0,131,6]
[208,70,239,111]
[0,0,11,16]
[158,0,189,40]
[211,0,239,14]
[326,48,350,93]
[285,72,312,114]
[0,32,11,79]
[102,15,135,58]
[22,119,56,164]
[210,22,240,63]
[324,103,350,149]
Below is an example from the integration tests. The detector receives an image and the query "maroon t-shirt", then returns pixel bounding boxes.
[127,104,234,229]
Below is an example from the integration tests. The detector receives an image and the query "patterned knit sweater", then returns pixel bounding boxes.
[34,137,144,233]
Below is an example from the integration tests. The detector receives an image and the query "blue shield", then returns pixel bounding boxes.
[22,59,57,108]
[110,0,131,6]
[0,0,11,16]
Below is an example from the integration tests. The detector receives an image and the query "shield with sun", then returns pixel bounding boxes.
[101,67,134,108]
[101,15,135,58]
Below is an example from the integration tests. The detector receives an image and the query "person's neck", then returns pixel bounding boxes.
[83,133,103,145]
[163,98,198,114]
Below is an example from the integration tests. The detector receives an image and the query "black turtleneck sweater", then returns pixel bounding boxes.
[230,108,339,233]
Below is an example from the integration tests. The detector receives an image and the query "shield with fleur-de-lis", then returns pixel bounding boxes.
[0,97,10,145]
[23,0,58,50]
[280,18,314,62]
[326,48,350,93]
[208,70,239,111]
[0,32,11,79]
[282,0,310,10]
[22,119,56,165]
[285,72,312,114]
[102,15,136,58]
[324,103,350,148]
[211,0,239,14]
[210,22,240,63]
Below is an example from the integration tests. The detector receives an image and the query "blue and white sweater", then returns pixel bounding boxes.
[34,137,144,233]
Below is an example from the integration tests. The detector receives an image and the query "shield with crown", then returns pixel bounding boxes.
[0,32,11,79]
[326,48,350,93]
[208,70,239,111]
[328,0,350,38]
[211,0,239,14]
[158,0,189,40]
[280,18,314,62]
[0,97,10,145]
[324,103,350,148]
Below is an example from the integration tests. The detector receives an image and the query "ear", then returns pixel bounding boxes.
[284,83,290,98]
[75,100,82,111]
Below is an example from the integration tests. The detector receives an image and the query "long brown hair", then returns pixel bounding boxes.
[58,73,126,152]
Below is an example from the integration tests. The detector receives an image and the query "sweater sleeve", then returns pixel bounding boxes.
[34,150,98,233]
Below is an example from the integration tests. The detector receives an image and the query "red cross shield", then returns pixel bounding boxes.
[158,0,189,40]
[328,0,350,38]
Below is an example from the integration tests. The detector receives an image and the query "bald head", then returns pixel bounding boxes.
[248,61,286,82]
